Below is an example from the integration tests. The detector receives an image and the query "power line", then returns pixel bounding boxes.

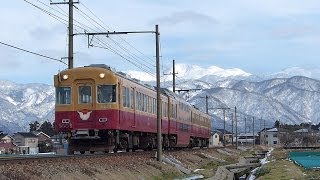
[92,39,155,77]
[73,4,155,72]
[24,0,158,78]
[73,5,155,71]
[79,2,155,65]
[23,0,68,26]
[0,41,67,66]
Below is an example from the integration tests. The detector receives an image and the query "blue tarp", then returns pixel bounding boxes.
[289,151,320,169]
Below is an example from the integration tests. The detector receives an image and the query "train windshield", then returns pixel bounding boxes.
[78,86,92,104]
[56,87,71,105]
[97,85,116,103]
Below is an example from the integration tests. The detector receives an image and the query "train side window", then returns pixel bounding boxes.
[56,87,71,104]
[122,86,127,107]
[153,98,156,114]
[136,92,141,111]
[130,89,134,109]
[79,86,92,104]
[97,85,116,103]
[122,86,130,107]
[142,94,145,112]
[148,96,152,113]
[126,88,129,107]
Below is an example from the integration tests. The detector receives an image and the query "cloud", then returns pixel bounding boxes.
[154,10,218,26]
[271,24,319,39]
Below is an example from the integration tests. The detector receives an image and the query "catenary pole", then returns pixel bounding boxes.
[173,59,176,93]
[50,0,79,69]
[245,117,247,146]
[231,113,234,146]
[253,117,255,148]
[155,25,162,161]
[206,96,208,114]
[68,0,73,69]
[235,106,238,149]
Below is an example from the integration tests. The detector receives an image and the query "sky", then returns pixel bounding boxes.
[1,0,320,85]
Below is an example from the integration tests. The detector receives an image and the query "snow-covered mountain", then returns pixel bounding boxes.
[256,66,320,81]
[0,80,54,133]
[126,63,252,82]
[1,64,320,134]
[177,76,320,132]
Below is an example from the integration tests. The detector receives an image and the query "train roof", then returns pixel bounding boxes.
[67,65,206,114]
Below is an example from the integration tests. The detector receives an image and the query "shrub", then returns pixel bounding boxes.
[255,166,271,178]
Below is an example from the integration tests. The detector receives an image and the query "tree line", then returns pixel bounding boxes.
[29,121,56,137]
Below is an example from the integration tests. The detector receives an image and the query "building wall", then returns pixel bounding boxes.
[1,136,13,143]
[209,133,220,147]
[260,131,279,146]
[14,134,25,146]
[14,134,39,154]
[37,133,50,143]
[24,138,38,148]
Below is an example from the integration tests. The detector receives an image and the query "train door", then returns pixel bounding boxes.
[74,80,95,129]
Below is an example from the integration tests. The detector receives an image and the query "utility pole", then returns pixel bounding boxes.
[164,60,178,93]
[223,109,227,146]
[50,0,79,69]
[260,117,262,146]
[205,95,208,114]
[155,25,162,162]
[211,107,230,146]
[200,95,209,114]
[253,117,255,148]
[75,25,161,160]
[245,117,247,146]
[172,60,176,93]
[278,119,281,145]
[235,106,238,149]
[230,113,234,146]
[264,119,266,147]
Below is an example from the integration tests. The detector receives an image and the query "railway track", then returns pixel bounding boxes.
[0,150,155,165]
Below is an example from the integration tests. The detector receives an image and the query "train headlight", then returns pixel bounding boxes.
[99,73,105,78]
[62,74,69,80]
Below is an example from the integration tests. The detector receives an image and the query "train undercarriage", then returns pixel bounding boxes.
[63,129,208,154]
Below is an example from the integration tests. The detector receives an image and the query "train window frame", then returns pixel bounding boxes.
[122,86,126,107]
[122,86,132,108]
[130,89,134,109]
[97,84,117,104]
[56,86,71,105]
[78,85,92,104]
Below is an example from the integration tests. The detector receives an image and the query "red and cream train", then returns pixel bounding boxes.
[54,64,211,154]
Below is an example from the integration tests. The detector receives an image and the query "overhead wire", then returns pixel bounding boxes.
[73,4,155,73]
[79,2,155,66]
[91,38,155,77]
[25,0,179,82]
[71,9,156,76]
[90,37,155,75]
[23,0,68,26]
[23,0,155,76]
[82,2,184,89]
[73,5,155,71]
[0,41,67,66]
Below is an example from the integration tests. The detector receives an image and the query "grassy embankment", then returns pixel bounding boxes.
[154,147,259,179]
[256,148,320,180]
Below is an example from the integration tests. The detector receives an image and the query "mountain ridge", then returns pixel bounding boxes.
[0,65,319,133]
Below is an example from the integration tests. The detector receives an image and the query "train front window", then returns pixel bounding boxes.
[78,86,92,104]
[56,87,71,105]
[97,85,116,103]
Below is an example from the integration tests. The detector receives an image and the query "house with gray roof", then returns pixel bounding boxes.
[13,132,39,154]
